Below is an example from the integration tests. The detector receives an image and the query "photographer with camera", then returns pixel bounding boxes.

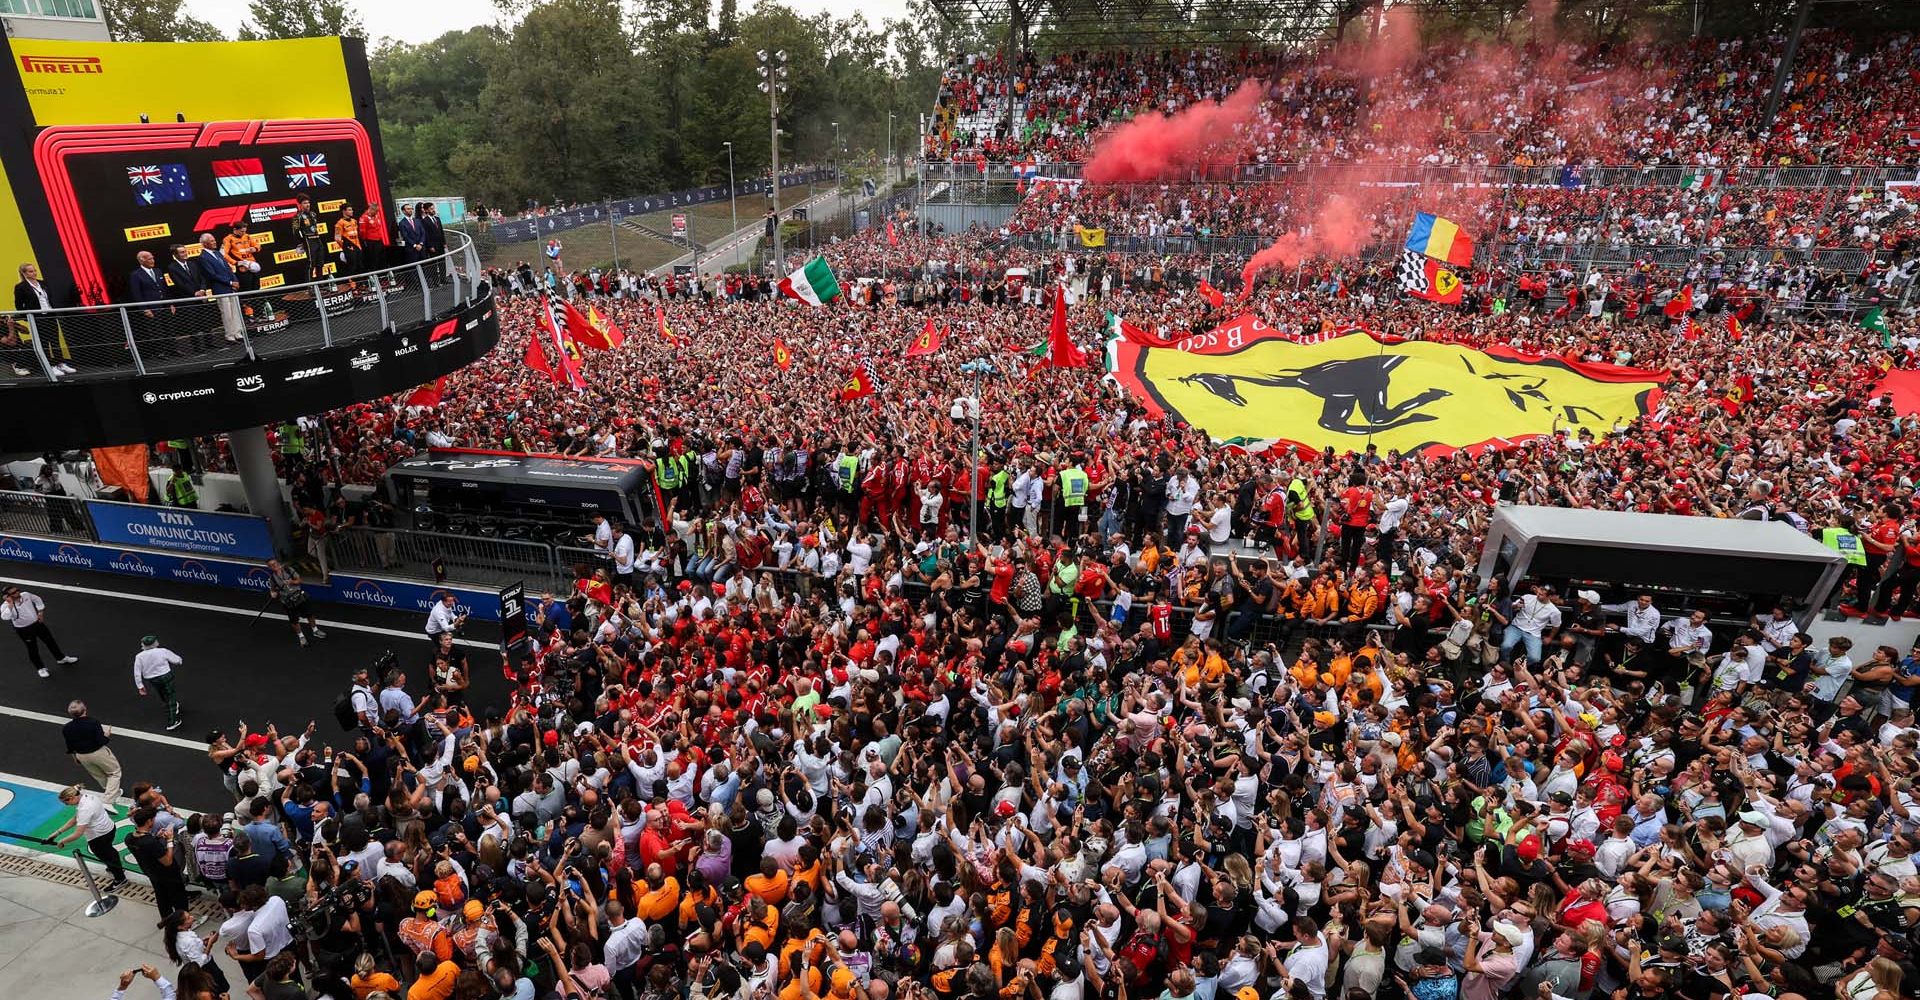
[265,557,327,648]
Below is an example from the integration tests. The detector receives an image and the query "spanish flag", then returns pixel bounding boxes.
[773,338,793,372]
[1403,212,1474,267]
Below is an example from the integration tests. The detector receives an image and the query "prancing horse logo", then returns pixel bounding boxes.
[1177,355,1451,435]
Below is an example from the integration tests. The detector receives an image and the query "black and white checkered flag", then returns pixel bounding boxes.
[1396,249,1430,296]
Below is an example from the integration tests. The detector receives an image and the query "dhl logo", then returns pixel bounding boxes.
[124,223,171,242]
[20,55,102,74]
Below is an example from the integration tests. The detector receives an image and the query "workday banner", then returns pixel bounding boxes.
[0,534,275,590]
[85,500,275,560]
[308,572,505,622]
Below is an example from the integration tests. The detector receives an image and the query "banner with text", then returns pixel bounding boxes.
[84,500,274,560]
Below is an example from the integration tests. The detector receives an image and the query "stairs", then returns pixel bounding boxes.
[619,220,702,253]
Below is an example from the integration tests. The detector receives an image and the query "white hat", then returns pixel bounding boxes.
[1737,810,1767,827]
[1577,590,1601,604]
[1492,921,1525,948]
[1380,732,1404,749]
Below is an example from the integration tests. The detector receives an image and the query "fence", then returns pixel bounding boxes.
[480,170,839,245]
[0,490,93,542]
[923,160,1919,191]
[328,526,571,594]
[0,232,483,386]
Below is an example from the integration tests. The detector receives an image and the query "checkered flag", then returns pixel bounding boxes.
[1396,249,1431,296]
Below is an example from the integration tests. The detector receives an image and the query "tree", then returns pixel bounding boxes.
[237,0,365,40]
[100,0,223,41]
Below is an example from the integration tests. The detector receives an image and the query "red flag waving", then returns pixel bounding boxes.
[1664,285,1694,319]
[405,377,446,408]
[773,338,793,372]
[525,329,555,380]
[838,358,880,402]
[577,305,626,350]
[1197,279,1225,309]
[904,318,944,358]
[1032,284,1089,370]
[886,221,899,247]
[1726,314,1744,342]
[537,295,588,391]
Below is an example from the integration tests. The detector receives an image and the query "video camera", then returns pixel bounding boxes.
[372,649,400,679]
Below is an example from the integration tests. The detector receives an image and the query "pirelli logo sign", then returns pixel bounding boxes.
[20,55,103,74]
[250,231,275,247]
[257,273,287,289]
[318,199,347,214]
[124,223,171,242]
[273,248,307,264]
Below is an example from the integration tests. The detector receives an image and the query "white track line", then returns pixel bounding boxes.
[0,704,203,751]
[0,574,495,650]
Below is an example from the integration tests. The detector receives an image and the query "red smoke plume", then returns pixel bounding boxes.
[1082,80,1265,185]
[1241,195,1372,290]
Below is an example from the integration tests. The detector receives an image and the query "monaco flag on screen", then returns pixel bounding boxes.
[213,158,267,197]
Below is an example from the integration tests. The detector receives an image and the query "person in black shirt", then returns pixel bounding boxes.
[126,806,192,916]
[62,699,122,801]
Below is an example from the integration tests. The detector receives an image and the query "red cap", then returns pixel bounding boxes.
[1566,839,1597,858]
[994,800,1017,817]
[1516,836,1542,861]
[542,730,560,747]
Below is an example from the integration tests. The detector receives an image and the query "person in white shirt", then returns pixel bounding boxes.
[131,635,184,731]
[1601,594,1662,646]
[1164,469,1200,538]
[425,593,465,639]
[3,585,78,678]
[1376,487,1410,564]
[109,966,175,1000]
[610,524,636,582]
[55,783,126,884]
[1282,916,1331,999]
[1498,583,1562,666]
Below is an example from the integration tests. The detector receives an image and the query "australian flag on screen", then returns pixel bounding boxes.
[129,163,194,206]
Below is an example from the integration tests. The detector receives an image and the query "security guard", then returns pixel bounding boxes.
[165,468,197,509]
[986,459,1012,539]
[1286,474,1318,560]
[1822,514,1867,615]
[833,445,862,520]
[1057,453,1089,531]
[651,442,689,520]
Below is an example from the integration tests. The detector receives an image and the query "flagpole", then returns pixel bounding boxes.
[960,357,995,544]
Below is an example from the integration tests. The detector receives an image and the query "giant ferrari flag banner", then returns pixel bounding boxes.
[1106,315,1667,456]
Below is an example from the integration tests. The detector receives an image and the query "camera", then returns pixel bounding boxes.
[372,649,400,678]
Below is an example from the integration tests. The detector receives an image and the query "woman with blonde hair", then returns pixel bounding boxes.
[1837,955,1903,1000]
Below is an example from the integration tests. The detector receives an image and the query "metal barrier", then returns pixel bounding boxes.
[924,160,1915,191]
[0,231,484,386]
[328,526,569,593]
[0,489,93,542]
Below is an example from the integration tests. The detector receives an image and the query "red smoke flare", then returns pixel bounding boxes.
[1083,80,1265,185]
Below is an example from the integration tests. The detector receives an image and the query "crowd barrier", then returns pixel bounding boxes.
[483,169,839,244]
[923,160,1918,191]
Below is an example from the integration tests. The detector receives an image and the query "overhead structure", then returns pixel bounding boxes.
[929,0,1488,49]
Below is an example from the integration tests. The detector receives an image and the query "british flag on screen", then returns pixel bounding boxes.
[128,163,194,206]
[282,153,330,189]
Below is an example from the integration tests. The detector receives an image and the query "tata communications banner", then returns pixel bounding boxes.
[85,500,274,560]
[0,534,515,621]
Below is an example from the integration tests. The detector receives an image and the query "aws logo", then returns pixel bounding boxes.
[49,544,94,568]
[342,579,397,606]
[171,559,219,585]
[107,551,155,576]
[0,537,35,562]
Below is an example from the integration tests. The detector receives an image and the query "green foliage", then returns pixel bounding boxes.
[100,0,224,41]
[369,0,970,210]
[236,0,364,39]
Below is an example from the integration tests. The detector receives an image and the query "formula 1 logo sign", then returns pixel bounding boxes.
[20,55,102,74]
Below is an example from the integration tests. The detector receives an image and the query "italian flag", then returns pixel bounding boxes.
[1680,167,1716,192]
[778,256,841,307]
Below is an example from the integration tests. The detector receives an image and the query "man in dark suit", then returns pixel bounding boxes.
[420,202,446,284]
[194,233,245,344]
[12,263,76,376]
[396,203,423,267]
[127,250,170,358]
[164,244,214,356]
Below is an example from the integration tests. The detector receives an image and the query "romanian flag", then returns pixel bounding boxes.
[904,319,943,358]
[579,306,626,350]
[773,338,793,372]
[1404,213,1474,267]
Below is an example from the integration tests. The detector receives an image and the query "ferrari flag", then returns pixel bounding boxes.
[1106,315,1666,457]
[1397,250,1463,304]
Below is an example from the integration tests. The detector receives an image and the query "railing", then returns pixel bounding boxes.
[994,230,1890,284]
[481,169,839,244]
[923,160,1919,190]
[328,525,571,594]
[0,489,93,542]
[0,231,484,386]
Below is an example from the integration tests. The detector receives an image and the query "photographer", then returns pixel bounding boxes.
[265,557,327,648]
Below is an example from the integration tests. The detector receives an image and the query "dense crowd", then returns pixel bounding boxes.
[930,34,1920,169]
[68,27,1920,1000]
